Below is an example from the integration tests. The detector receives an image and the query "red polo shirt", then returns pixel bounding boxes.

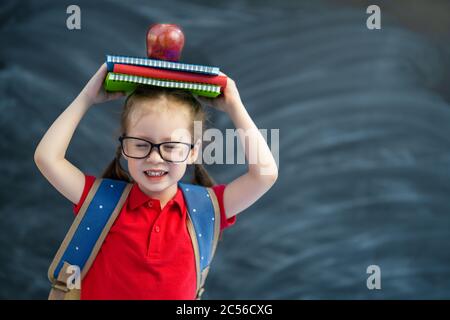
[72,174,236,300]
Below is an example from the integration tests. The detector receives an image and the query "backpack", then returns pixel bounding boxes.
[48,178,221,300]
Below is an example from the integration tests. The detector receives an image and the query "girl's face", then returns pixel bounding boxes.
[123,100,200,197]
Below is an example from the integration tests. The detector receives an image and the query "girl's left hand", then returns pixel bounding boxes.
[194,72,243,113]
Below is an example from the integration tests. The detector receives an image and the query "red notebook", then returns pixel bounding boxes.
[112,64,228,89]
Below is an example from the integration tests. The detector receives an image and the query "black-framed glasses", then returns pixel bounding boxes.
[119,136,194,163]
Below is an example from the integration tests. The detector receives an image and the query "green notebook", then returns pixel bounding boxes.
[104,72,221,98]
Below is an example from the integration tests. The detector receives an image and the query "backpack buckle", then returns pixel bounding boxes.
[51,282,70,293]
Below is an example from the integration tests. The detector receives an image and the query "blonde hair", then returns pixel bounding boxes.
[101,85,215,187]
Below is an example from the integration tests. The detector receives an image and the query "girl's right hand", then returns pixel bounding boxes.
[80,63,126,106]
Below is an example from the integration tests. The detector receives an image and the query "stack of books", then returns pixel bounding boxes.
[104,55,227,98]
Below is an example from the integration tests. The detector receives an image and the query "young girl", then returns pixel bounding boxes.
[34,63,278,300]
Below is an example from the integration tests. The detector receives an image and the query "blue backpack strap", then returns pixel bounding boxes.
[178,182,221,299]
[48,178,132,299]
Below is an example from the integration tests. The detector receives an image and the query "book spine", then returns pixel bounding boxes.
[109,73,221,93]
[113,64,227,88]
[106,55,220,75]
[104,73,220,98]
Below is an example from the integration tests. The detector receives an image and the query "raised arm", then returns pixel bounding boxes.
[34,63,124,204]
[195,73,279,219]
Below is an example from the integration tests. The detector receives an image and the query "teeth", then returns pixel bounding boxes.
[145,171,166,177]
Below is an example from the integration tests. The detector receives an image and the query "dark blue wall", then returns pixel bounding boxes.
[1,0,449,299]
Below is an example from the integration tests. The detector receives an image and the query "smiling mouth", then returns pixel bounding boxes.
[144,170,168,177]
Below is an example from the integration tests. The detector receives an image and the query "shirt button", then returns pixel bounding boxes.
[154,225,160,233]
[148,202,153,208]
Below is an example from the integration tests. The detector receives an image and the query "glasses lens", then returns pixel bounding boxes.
[160,142,191,162]
[122,138,151,158]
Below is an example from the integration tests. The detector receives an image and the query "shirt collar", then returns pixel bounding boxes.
[127,183,185,214]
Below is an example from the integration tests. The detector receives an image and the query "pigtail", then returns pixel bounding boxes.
[192,163,215,187]
[101,145,132,182]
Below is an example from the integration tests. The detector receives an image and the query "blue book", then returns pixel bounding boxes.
[106,55,220,76]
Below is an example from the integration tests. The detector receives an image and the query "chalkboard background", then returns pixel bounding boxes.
[1,0,449,299]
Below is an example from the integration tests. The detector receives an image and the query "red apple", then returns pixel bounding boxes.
[146,23,185,62]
